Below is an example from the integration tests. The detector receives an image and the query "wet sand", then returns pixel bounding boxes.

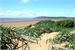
[0,21,38,28]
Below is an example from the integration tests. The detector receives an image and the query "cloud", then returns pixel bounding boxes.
[0,8,4,16]
[0,8,2,11]
[0,8,58,18]
[1,9,72,18]
[19,0,39,3]
[0,9,52,18]
[0,10,38,18]
[20,0,30,3]
[0,9,74,18]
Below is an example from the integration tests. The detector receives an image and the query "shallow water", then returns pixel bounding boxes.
[0,18,66,22]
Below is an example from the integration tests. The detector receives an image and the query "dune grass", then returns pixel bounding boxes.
[0,19,75,50]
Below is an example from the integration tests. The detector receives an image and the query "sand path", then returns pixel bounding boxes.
[26,32,59,50]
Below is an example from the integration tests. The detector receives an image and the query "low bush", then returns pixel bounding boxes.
[56,20,74,28]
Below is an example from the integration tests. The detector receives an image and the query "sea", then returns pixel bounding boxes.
[0,18,54,22]
[0,18,68,22]
[0,18,33,22]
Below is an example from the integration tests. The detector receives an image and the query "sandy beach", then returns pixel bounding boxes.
[0,21,38,28]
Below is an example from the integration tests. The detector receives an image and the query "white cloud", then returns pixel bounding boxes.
[0,9,65,18]
[0,10,38,18]
[19,0,39,3]
[0,9,52,18]
[19,0,31,3]
[0,8,1,11]
[20,0,30,3]
[1,10,74,18]
[0,8,4,16]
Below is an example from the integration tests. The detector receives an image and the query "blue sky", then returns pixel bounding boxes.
[0,0,75,18]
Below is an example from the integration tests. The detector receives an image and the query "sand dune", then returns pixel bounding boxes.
[27,32,59,50]
[1,21,74,50]
[17,32,59,50]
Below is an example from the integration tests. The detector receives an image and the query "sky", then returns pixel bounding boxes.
[0,0,75,18]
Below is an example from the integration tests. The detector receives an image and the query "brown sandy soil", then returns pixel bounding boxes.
[0,21,38,28]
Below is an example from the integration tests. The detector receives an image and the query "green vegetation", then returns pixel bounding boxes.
[0,26,21,50]
[0,20,75,50]
[52,30,75,50]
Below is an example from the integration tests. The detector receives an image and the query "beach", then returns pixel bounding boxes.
[0,20,75,50]
[0,21,38,28]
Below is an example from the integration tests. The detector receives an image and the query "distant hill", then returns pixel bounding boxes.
[0,16,75,22]
[34,16,75,20]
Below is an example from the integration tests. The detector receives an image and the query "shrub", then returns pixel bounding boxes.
[56,20,74,28]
